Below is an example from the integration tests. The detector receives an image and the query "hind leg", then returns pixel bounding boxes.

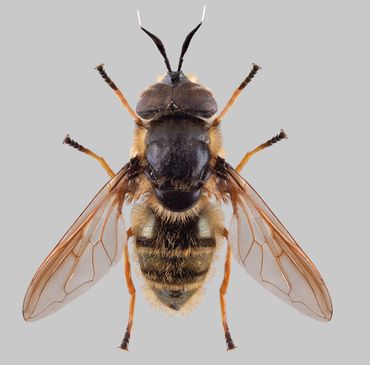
[219,234,236,351]
[120,229,136,351]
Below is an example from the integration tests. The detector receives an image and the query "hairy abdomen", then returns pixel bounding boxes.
[131,200,223,311]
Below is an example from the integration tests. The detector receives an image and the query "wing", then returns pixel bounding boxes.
[23,164,136,321]
[222,162,332,321]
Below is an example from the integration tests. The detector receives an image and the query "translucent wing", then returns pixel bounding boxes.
[23,166,133,321]
[224,163,333,321]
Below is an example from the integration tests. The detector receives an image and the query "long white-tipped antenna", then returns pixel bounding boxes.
[136,9,173,72]
[137,7,206,74]
[137,9,142,27]
[177,6,206,72]
[201,5,206,22]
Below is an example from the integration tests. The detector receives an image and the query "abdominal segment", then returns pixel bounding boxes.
[131,201,222,311]
[139,250,212,310]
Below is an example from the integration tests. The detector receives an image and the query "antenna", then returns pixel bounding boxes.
[177,5,206,72]
[137,9,173,73]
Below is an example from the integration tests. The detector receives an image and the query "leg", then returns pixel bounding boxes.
[220,236,236,351]
[120,230,136,351]
[95,64,145,127]
[236,129,287,173]
[63,134,115,178]
[212,64,261,127]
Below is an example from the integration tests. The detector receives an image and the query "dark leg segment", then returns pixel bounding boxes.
[220,240,236,351]
[120,231,136,351]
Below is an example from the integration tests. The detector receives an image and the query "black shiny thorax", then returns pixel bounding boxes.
[144,117,211,211]
[146,116,210,184]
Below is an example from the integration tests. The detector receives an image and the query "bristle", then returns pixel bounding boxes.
[209,125,225,158]
[130,127,148,158]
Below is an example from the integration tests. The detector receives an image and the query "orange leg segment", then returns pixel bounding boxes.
[236,129,287,173]
[212,64,260,127]
[95,64,145,128]
[63,134,115,178]
[120,229,136,351]
[220,237,236,351]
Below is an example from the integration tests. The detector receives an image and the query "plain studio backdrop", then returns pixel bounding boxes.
[1,0,369,364]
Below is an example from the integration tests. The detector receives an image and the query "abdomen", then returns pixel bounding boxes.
[131,199,223,311]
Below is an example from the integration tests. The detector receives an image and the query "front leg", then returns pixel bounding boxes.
[95,64,144,127]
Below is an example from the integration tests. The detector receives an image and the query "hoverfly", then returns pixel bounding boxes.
[22,7,333,351]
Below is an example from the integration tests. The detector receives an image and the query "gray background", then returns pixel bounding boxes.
[1,0,369,364]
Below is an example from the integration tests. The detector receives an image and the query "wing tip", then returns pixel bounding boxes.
[316,306,333,322]
[325,308,333,321]
[22,294,31,321]
[22,308,31,322]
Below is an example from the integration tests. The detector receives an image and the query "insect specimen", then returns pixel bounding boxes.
[22,8,333,351]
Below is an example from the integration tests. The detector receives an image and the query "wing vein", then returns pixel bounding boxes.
[224,162,333,321]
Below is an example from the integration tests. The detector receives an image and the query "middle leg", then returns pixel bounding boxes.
[236,129,287,173]
[63,134,115,178]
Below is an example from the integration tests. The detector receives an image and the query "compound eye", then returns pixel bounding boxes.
[172,82,218,119]
[136,83,172,120]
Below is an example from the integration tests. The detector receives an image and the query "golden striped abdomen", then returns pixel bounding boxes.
[131,201,222,311]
